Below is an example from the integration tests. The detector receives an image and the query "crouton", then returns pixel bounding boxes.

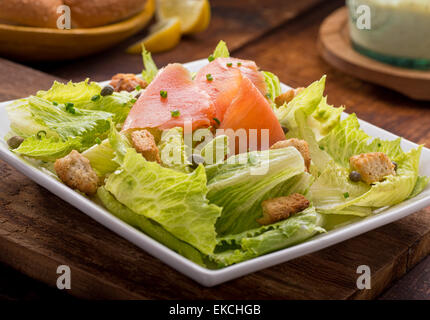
[109,73,147,92]
[130,129,161,163]
[274,87,304,107]
[270,138,311,172]
[54,150,99,195]
[257,193,310,225]
[349,152,396,184]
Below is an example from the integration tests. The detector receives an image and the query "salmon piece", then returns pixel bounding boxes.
[195,57,267,121]
[122,63,216,131]
[219,77,285,154]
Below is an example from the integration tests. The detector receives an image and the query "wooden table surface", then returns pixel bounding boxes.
[1,0,430,300]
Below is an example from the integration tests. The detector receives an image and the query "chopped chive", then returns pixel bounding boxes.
[226,63,232,67]
[95,137,102,145]
[36,130,46,139]
[319,146,325,150]
[213,117,221,126]
[171,110,180,118]
[208,55,215,62]
[160,90,168,98]
[377,143,382,147]
[266,93,272,99]
[206,73,213,81]
[237,62,242,66]
[91,94,100,102]
[135,85,141,91]
[65,102,76,114]
[52,101,58,106]
[343,192,350,199]
[130,98,137,103]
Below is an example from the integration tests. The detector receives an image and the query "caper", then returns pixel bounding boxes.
[100,85,114,96]
[349,171,362,182]
[392,161,398,171]
[7,136,24,149]
[187,154,205,168]
[281,126,289,134]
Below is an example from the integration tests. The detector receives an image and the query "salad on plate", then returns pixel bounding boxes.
[3,41,428,268]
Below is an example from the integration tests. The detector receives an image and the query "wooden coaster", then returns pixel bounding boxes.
[318,7,430,101]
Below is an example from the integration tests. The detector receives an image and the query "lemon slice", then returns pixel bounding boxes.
[157,0,211,34]
[127,17,181,54]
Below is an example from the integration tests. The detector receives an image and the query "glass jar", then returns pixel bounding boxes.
[347,0,430,70]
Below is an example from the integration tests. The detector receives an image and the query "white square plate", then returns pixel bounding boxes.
[1,59,430,287]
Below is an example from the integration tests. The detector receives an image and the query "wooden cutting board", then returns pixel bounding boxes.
[0,57,430,299]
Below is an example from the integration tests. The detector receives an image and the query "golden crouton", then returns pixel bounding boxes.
[274,87,304,107]
[270,138,311,172]
[109,73,147,92]
[130,129,161,163]
[349,152,396,184]
[54,150,99,195]
[257,193,310,225]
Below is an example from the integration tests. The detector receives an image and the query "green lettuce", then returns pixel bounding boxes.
[262,71,281,102]
[206,147,310,235]
[83,123,131,176]
[97,187,205,266]
[276,76,340,172]
[310,114,425,214]
[104,148,222,254]
[37,79,134,124]
[12,136,81,162]
[141,45,158,83]
[200,135,229,165]
[6,96,114,161]
[211,40,229,59]
[211,207,325,267]
[158,127,191,172]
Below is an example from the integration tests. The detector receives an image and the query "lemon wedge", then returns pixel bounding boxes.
[127,17,181,54]
[157,0,211,34]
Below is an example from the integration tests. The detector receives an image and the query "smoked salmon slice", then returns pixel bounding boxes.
[122,63,216,131]
[219,77,285,154]
[195,57,267,122]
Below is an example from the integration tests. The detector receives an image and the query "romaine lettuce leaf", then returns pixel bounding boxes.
[310,146,424,214]
[262,71,281,102]
[82,139,117,177]
[206,147,310,235]
[12,136,81,162]
[83,122,132,176]
[200,135,229,165]
[210,207,325,267]
[141,45,158,83]
[158,127,191,172]
[104,148,222,254]
[27,96,112,146]
[318,114,404,168]
[37,79,134,124]
[37,79,100,107]
[97,187,206,266]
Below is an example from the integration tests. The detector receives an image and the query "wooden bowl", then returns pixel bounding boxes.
[0,0,155,61]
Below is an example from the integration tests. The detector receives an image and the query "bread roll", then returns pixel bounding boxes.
[64,0,148,28]
[0,0,63,28]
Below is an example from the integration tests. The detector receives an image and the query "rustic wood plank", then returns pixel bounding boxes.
[28,0,325,82]
[0,0,429,299]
